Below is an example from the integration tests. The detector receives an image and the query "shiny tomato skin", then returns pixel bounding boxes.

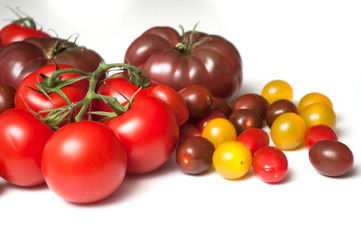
[0,108,54,186]
[192,109,226,131]
[179,85,213,120]
[125,26,242,101]
[304,124,338,149]
[0,23,50,47]
[106,97,179,174]
[0,83,16,113]
[237,128,270,156]
[179,121,202,143]
[14,64,88,118]
[41,121,127,203]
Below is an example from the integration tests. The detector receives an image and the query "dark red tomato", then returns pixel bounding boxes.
[125,26,242,101]
[192,109,226,131]
[229,109,262,135]
[0,37,103,88]
[179,121,202,143]
[0,83,16,113]
[309,140,353,177]
[179,85,213,119]
[211,97,232,118]
[0,108,54,187]
[253,146,288,183]
[106,97,179,174]
[265,99,298,127]
[176,136,215,175]
[42,121,127,203]
[304,124,338,149]
[237,128,270,156]
[232,93,269,120]
[14,64,89,119]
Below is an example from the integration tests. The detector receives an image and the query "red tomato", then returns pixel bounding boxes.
[41,121,127,203]
[179,121,202,143]
[125,26,242,101]
[0,37,103,88]
[0,108,54,186]
[253,146,288,183]
[106,97,179,174]
[236,128,270,156]
[14,64,89,121]
[304,124,338,149]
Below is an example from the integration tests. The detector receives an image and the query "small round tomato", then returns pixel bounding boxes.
[270,112,306,150]
[179,85,213,119]
[261,80,293,104]
[253,146,288,183]
[304,124,338,149]
[299,102,336,129]
[237,128,270,156]
[42,121,127,203]
[211,97,232,118]
[179,121,202,143]
[297,92,333,113]
[0,83,16,113]
[265,99,298,127]
[309,140,353,177]
[192,109,226,131]
[232,93,269,120]
[228,109,262,135]
[176,136,215,175]
[213,141,252,180]
[201,118,237,148]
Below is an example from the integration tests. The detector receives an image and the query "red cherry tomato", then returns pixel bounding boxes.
[304,124,338,149]
[179,121,202,143]
[253,146,288,183]
[236,128,270,156]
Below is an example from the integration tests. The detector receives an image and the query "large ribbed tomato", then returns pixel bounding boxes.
[0,37,103,88]
[124,26,242,101]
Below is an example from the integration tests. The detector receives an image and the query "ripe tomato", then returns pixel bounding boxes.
[237,128,270,156]
[213,141,252,180]
[125,26,242,101]
[192,109,226,131]
[179,85,213,120]
[201,118,237,148]
[252,146,288,183]
[42,121,127,203]
[0,83,16,113]
[299,102,336,129]
[0,108,54,186]
[179,121,202,143]
[0,37,103,88]
[297,92,333,113]
[304,124,338,149]
[106,97,179,174]
[261,80,293,104]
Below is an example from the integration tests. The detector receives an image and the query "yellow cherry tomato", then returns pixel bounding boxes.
[271,112,306,150]
[299,102,336,129]
[261,80,293,104]
[297,92,333,113]
[213,141,252,180]
[202,118,237,148]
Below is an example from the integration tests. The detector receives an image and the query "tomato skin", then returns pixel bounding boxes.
[299,102,336,129]
[106,97,179,174]
[179,85,213,120]
[41,121,127,203]
[125,26,242,101]
[261,80,293,104]
[0,37,103,88]
[252,146,288,183]
[201,118,237,148]
[304,124,338,149]
[0,108,54,186]
[237,128,270,156]
[0,23,50,47]
[0,83,16,113]
[192,109,226,131]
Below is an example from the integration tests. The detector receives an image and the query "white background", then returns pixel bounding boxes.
[0,0,360,239]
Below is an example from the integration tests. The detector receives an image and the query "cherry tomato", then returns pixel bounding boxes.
[42,121,127,203]
[179,85,213,119]
[297,92,333,113]
[232,93,269,120]
[192,109,226,131]
[201,118,237,148]
[228,109,262,135]
[265,99,298,127]
[0,83,16,113]
[213,141,252,179]
[106,97,179,174]
[309,140,353,177]
[176,136,215,175]
[270,112,306,150]
[253,146,288,183]
[211,97,232,118]
[0,108,54,186]
[304,124,338,149]
[179,121,202,143]
[261,80,293,104]
[299,102,336,129]
[237,128,270,156]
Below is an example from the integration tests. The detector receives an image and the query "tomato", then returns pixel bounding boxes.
[304,124,338,149]
[237,128,270,156]
[213,141,252,180]
[270,112,306,150]
[176,136,215,175]
[0,37,103,88]
[42,121,127,203]
[14,64,89,124]
[309,140,353,177]
[261,80,293,104]
[179,85,213,119]
[228,109,262,135]
[192,109,226,131]
[297,92,333,113]
[201,118,237,148]
[179,121,202,143]
[232,93,269,120]
[0,83,16,113]
[252,146,288,183]
[125,25,242,101]
[211,97,232,118]
[299,102,336,129]
[0,108,54,186]
[265,99,298,127]
[106,97,179,174]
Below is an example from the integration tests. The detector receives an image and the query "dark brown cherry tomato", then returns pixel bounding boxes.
[176,136,215,175]
[266,99,298,127]
[192,109,226,131]
[309,140,353,177]
[232,93,269,120]
[228,109,262,135]
[179,122,202,143]
[0,83,16,113]
[211,97,232,118]
[179,85,213,119]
